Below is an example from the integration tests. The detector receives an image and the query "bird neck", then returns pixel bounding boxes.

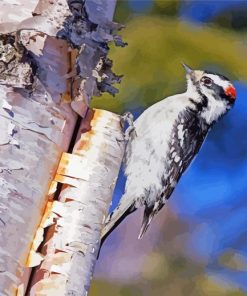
[188,88,229,125]
[200,93,229,125]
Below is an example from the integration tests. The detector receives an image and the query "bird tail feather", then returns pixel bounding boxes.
[138,205,155,239]
[138,202,164,239]
[100,200,136,246]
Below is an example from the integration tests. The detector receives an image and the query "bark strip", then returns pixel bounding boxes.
[28,109,125,296]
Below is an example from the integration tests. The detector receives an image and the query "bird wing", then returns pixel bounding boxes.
[138,107,210,237]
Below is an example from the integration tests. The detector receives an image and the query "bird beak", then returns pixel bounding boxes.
[182,63,193,75]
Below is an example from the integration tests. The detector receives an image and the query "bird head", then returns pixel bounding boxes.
[182,63,236,124]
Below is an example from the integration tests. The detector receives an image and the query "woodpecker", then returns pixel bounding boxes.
[101,64,237,244]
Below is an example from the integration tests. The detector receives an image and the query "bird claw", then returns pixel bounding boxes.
[121,112,137,141]
[125,125,137,141]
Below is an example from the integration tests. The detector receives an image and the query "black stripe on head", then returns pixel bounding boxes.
[209,81,235,105]
[204,71,230,82]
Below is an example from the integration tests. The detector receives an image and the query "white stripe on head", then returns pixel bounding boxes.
[205,74,230,89]
[196,73,232,124]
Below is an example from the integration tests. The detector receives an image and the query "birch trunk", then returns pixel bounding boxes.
[0,0,124,295]
[0,20,77,296]
[28,109,124,295]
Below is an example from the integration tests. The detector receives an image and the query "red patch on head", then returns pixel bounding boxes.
[225,85,236,100]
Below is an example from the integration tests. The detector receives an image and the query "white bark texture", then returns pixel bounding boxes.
[0,22,77,296]
[29,109,124,296]
[0,0,124,295]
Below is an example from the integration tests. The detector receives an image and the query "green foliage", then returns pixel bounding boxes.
[91,16,247,114]
[114,0,132,23]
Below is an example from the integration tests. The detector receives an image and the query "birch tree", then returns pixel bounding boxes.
[0,0,125,295]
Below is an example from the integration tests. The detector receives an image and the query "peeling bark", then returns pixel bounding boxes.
[28,109,124,296]
[0,0,123,295]
[0,81,77,296]
[0,0,125,114]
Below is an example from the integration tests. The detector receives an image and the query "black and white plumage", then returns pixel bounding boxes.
[100,64,236,245]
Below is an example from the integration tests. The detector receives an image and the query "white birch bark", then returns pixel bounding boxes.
[29,109,125,296]
[0,0,123,295]
[0,2,77,293]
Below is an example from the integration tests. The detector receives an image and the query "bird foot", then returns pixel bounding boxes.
[121,111,137,141]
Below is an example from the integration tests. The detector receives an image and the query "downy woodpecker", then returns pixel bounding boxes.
[101,64,237,244]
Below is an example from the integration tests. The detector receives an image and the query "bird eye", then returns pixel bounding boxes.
[201,77,212,86]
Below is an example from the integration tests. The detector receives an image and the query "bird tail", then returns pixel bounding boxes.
[99,200,136,249]
[138,202,164,239]
[138,205,155,239]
